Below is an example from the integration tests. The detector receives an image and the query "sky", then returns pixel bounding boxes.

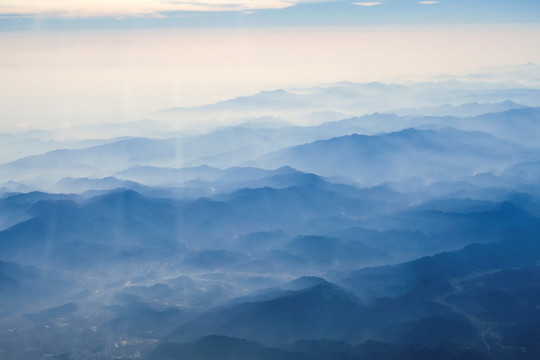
[0,0,539,132]
[0,0,540,31]
[0,1,539,28]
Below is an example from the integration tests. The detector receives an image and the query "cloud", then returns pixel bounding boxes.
[0,0,332,18]
[352,2,383,6]
[418,1,439,4]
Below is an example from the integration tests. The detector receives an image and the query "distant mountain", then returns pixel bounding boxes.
[0,190,182,267]
[158,81,540,128]
[106,301,188,338]
[284,235,385,268]
[324,227,438,264]
[5,79,540,360]
[0,191,79,230]
[157,87,359,126]
[170,282,364,345]
[181,250,250,271]
[500,320,540,359]
[220,276,339,306]
[252,128,530,185]
[0,133,116,164]
[151,335,490,360]
[311,106,540,150]
[445,266,540,325]
[503,160,540,181]
[373,315,481,346]
[0,137,179,183]
[0,180,403,267]
[229,230,290,252]
[407,198,499,214]
[116,165,300,188]
[24,302,79,324]
[392,100,527,118]
[0,261,26,294]
[165,89,310,113]
[280,276,331,291]
[4,108,539,188]
[341,213,540,301]
[0,125,336,185]
[149,335,307,360]
[0,260,73,313]
[54,176,147,194]
[161,231,540,356]
[437,107,540,147]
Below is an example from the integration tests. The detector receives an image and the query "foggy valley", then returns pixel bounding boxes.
[2,74,540,359]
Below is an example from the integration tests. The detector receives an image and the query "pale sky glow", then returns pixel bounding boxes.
[1,25,539,131]
[0,0,328,17]
[0,0,539,132]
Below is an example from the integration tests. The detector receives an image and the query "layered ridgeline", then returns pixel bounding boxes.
[1,80,540,359]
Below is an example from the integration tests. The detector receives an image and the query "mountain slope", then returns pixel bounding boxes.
[170,282,364,345]
[252,127,531,184]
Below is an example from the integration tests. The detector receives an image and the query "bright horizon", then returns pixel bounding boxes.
[1,24,540,132]
[1,0,539,132]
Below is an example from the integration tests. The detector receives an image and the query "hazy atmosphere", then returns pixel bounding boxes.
[1,1,540,360]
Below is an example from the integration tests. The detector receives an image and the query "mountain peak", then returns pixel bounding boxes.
[281,276,331,291]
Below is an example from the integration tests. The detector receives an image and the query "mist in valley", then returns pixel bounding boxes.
[2,63,540,359]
